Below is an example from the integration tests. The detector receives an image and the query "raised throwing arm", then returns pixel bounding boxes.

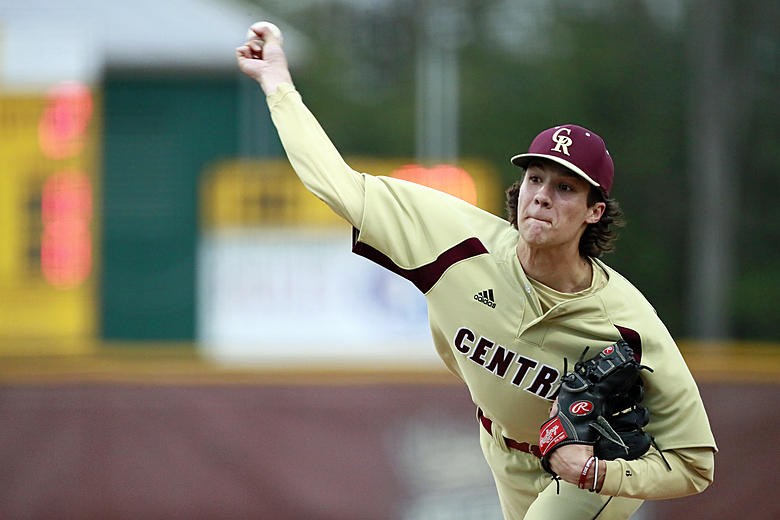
[236,22,366,227]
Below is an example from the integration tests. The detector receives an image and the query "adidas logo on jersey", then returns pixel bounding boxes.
[474,289,496,308]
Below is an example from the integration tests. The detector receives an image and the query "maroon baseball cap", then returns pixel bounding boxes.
[510,124,614,195]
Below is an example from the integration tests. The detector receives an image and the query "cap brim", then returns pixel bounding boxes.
[510,153,601,188]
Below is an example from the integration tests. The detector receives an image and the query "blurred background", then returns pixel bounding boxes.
[0,0,778,518]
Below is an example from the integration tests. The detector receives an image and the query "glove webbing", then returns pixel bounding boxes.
[590,416,630,455]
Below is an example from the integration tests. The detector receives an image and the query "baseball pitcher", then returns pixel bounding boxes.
[236,22,716,520]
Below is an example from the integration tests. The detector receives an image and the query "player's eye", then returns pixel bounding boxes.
[558,183,574,192]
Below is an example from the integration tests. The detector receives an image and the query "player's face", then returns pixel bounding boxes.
[516,161,605,251]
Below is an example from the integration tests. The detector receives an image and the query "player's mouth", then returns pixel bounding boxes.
[525,215,552,224]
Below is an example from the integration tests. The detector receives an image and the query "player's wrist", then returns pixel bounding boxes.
[595,459,606,492]
[260,71,294,96]
[590,456,606,493]
[576,455,606,493]
[578,456,596,489]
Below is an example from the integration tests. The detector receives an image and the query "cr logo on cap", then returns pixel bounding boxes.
[551,127,573,156]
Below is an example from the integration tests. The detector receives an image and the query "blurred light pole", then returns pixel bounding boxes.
[686,0,752,340]
[415,1,464,163]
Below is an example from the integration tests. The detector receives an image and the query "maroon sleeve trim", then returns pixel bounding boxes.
[615,325,642,362]
[351,228,488,293]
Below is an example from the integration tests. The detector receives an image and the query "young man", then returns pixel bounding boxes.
[236,22,716,520]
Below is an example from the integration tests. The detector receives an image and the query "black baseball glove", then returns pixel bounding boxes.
[539,340,654,475]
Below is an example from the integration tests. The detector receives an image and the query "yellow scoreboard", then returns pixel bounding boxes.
[0,82,99,354]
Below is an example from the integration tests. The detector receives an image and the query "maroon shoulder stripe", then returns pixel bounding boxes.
[615,325,642,362]
[352,228,488,293]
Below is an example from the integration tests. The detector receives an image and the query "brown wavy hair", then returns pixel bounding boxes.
[505,170,625,258]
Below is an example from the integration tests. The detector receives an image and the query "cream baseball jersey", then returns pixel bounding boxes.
[267,83,716,456]
[353,174,715,451]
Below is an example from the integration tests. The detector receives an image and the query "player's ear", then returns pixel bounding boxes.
[585,201,606,224]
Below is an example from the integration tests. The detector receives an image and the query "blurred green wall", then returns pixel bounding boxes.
[100,76,239,340]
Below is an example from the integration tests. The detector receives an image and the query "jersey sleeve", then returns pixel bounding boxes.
[598,268,718,453]
[266,83,366,228]
[267,84,509,291]
[266,83,510,293]
[352,174,509,294]
[638,320,717,452]
[600,446,714,499]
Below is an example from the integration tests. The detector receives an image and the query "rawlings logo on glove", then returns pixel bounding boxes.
[539,340,655,473]
[570,401,593,415]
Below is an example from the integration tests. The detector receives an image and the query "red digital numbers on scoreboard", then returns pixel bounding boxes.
[40,171,93,288]
[36,81,94,288]
[38,81,94,160]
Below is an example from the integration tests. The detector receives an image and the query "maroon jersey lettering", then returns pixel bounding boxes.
[469,337,495,366]
[453,327,476,354]
[525,364,560,398]
[512,356,539,386]
[484,346,516,378]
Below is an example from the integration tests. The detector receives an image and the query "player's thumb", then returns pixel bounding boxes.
[247,21,283,48]
[549,398,559,417]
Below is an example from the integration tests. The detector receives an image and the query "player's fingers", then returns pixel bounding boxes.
[248,40,263,53]
[236,45,262,63]
[549,398,559,417]
[246,21,283,46]
[235,45,252,59]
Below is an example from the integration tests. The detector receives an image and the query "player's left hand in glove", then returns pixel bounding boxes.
[538,340,654,486]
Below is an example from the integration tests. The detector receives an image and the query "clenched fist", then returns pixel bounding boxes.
[236,21,294,96]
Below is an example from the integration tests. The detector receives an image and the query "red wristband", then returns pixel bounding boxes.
[578,456,596,489]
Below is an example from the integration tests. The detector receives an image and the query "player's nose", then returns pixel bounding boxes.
[533,187,552,207]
